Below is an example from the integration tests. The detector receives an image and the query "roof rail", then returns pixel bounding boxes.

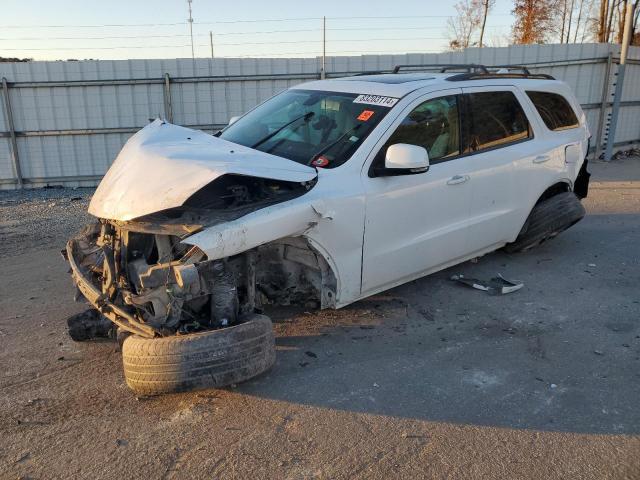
[392,63,489,74]
[488,65,531,75]
[445,72,556,81]
[389,62,555,81]
[351,70,387,76]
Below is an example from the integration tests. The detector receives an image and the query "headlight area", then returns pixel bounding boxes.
[65,174,324,338]
[66,219,244,337]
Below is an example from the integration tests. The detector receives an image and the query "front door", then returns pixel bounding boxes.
[361,90,475,296]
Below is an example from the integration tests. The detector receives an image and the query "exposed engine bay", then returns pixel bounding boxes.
[66,174,336,338]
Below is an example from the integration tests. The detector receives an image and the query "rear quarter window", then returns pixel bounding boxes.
[526,91,579,131]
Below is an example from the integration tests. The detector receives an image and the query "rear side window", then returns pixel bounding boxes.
[526,91,579,131]
[465,91,531,152]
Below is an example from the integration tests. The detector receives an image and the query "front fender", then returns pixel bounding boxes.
[182,201,320,260]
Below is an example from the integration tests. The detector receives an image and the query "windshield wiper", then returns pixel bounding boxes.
[251,111,315,149]
[308,124,362,164]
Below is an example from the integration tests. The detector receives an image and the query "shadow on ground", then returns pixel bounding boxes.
[235,212,640,435]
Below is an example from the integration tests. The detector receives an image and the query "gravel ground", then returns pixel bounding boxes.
[0,158,639,479]
[0,187,94,258]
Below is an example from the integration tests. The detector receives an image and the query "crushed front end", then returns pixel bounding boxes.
[66,219,246,338]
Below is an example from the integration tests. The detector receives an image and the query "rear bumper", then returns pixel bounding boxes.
[574,158,591,199]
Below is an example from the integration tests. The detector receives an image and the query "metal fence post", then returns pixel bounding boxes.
[594,53,613,161]
[320,16,326,79]
[163,73,173,123]
[604,2,635,162]
[1,77,23,188]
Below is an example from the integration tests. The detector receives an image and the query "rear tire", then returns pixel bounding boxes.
[122,314,275,395]
[504,192,585,253]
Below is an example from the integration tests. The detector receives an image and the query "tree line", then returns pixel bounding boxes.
[448,0,640,48]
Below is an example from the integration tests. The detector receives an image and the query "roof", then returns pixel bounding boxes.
[292,72,566,99]
[292,73,451,98]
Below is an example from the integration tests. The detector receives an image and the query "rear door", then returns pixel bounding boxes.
[460,86,545,253]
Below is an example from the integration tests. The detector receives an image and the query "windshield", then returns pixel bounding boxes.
[219,89,394,169]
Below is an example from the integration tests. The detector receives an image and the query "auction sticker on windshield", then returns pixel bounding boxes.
[353,94,398,107]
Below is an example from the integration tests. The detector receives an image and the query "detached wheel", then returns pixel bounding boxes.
[505,191,585,253]
[122,314,275,395]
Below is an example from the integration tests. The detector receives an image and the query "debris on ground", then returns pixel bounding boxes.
[450,274,524,295]
[600,147,640,160]
[66,309,115,341]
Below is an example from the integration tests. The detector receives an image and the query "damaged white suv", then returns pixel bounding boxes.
[66,65,591,395]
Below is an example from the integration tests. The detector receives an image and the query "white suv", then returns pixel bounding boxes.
[66,65,591,395]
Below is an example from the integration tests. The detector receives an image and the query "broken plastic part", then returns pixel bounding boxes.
[450,274,524,295]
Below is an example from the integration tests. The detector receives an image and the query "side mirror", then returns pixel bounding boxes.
[228,115,241,126]
[377,143,429,176]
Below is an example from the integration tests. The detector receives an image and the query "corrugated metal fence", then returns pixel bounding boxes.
[1,43,639,189]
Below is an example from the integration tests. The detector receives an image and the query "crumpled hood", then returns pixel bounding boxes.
[89,119,317,221]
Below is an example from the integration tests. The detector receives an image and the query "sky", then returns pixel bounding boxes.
[0,0,517,61]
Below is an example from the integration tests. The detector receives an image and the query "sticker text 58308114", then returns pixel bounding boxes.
[353,94,399,107]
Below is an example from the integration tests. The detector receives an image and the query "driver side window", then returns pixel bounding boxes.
[373,95,460,170]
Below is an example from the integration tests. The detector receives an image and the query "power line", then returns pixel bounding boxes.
[0,26,511,42]
[214,37,451,47]
[3,36,453,51]
[0,22,186,28]
[229,48,443,58]
[0,34,194,41]
[1,45,194,51]
[0,14,515,29]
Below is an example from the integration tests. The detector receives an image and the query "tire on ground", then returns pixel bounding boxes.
[122,314,275,395]
[504,191,586,253]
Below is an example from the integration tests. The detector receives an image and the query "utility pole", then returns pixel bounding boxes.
[605,2,635,161]
[479,0,489,48]
[187,0,195,61]
[321,16,326,79]
[210,31,215,58]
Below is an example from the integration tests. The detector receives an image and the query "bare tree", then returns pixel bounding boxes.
[573,0,587,42]
[512,0,557,43]
[598,0,608,41]
[447,0,494,50]
[566,0,577,41]
[560,0,569,42]
[633,0,640,43]
[478,0,496,47]
[617,0,629,42]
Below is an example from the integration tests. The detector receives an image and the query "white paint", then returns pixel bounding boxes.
[88,119,316,221]
[91,74,589,309]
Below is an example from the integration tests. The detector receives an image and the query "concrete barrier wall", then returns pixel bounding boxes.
[1,43,638,188]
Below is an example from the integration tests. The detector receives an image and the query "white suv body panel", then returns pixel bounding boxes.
[92,74,590,309]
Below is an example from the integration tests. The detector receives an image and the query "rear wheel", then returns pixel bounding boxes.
[504,191,585,253]
[122,314,275,395]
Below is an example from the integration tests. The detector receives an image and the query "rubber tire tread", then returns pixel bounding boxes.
[122,314,275,395]
[504,192,585,253]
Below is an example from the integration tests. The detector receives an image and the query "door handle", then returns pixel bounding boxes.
[533,155,551,164]
[447,174,470,185]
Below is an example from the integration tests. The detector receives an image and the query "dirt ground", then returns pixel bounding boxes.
[1,157,639,480]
